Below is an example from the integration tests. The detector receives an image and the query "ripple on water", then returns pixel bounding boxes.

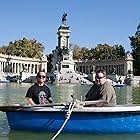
[0,112,10,136]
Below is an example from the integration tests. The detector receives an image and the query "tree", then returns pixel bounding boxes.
[0,45,7,54]
[0,38,45,58]
[129,23,140,75]
[81,47,89,60]
[112,45,125,59]
[94,44,114,60]
[88,48,96,60]
[72,44,83,60]
[71,43,126,61]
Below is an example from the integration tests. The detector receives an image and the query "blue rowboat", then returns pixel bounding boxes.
[1,102,140,134]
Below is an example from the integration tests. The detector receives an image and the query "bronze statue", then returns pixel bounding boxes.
[62,12,67,25]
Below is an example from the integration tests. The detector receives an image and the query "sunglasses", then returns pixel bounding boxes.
[37,75,46,79]
[95,76,105,79]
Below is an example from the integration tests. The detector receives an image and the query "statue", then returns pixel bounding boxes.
[55,63,59,72]
[61,12,67,25]
[112,67,116,75]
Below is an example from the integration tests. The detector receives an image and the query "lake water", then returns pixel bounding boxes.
[0,83,140,140]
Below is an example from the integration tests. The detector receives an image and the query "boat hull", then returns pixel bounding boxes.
[114,84,125,87]
[6,110,140,134]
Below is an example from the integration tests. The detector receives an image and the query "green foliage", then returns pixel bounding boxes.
[0,38,44,58]
[129,23,140,75]
[0,46,7,54]
[112,45,125,59]
[72,43,126,61]
[72,44,83,60]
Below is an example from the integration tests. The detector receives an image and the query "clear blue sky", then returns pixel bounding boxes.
[0,0,139,54]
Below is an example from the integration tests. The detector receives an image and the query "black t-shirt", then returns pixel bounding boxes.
[25,83,52,104]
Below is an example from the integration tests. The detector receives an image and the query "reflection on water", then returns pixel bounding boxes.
[49,84,90,103]
[116,86,133,104]
[1,83,140,140]
[8,130,140,140]
[0,111,9,140]
[0,83,32,105]
[1,83,140,105]
[115,85,140,104]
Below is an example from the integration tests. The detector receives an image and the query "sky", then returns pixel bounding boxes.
[0,0,140,54]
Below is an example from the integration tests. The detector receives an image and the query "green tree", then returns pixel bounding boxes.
[94,44,114,60]
[0,45,7,54]
[129,23,140,75]
[112,45,125,59]
[0,38,44,58]
[88,48,96,60]
[72,43,126,61]
[72,44,83,60]
[81,47,89,60]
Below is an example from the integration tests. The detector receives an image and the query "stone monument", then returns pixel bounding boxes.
[51,13,75,74]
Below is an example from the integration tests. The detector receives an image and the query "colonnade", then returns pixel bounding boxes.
[0,53,47,76]
[75,53,133,76]
[76,63,125,75]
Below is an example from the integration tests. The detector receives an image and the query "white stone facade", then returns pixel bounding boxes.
[75,52,133,76]
[0,53,47,75]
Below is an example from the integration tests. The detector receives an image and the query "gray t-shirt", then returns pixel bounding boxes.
[99,81,116,105]
[85,81,116,105]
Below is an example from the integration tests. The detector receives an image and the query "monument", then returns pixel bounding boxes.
[51,13,75,74]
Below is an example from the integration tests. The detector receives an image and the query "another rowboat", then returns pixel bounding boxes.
[114,83,125,87]
[0,79,10,83]
[1,102,140,134]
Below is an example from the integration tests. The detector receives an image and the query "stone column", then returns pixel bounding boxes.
[13,63,16,73]
[16,63,19,74]
[66,36,69,49]
[3,62,6,72]
[0,62,2,71]
[33,64,36,74]
[19,63,21,73]
[28,63,31,74]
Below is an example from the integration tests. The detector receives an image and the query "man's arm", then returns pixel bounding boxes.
[26,97,36,105]
[48,97,53,103]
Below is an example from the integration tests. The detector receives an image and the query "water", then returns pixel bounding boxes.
[0,83,140,140]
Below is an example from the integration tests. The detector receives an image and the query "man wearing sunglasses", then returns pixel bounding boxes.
[85,69,116,106]
[25,71,53,105]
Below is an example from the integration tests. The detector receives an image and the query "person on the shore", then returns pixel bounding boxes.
[85,69,116,106]
[25,70,53,105]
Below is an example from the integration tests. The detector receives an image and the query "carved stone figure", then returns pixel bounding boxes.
[62,13,67,25]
